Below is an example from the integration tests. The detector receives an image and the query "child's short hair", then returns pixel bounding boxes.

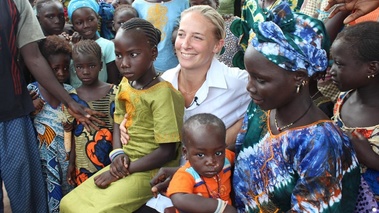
[182,113,226,146]
[72,40,102,62]
[336,21,379,61]
[35,0,61,14]
[120,18,161,47]
[114,4,138,18]
[39,35,72,59]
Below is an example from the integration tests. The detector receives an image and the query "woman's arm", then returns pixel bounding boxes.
[225,118,243,151]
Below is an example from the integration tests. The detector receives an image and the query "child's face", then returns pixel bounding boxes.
[114,29,156,81]
[37,1,65,35]
[47,53,71,84]
[330,39,367,92]
[71,8,99,40]
[183,125,226,178]
[112,0,133,8]
[113,11,137,33]
[73,52,102,86]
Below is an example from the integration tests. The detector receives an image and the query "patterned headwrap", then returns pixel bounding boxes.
[251,1,329,77]
[67,0,100,21]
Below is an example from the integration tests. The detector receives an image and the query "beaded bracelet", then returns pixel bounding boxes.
[109,148,125,162]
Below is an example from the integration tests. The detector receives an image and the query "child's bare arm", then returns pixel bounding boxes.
[171,193,237,213]
[127,143,177,174]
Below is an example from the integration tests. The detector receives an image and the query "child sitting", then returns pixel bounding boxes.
[166,113,236,213]
[60,18,184,212]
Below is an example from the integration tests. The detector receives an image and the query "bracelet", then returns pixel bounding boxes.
[214,198,228,213]
[109,148,124,162]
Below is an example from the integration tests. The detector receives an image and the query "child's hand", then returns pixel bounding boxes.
[70,31,82,44]
[67,163,77,186]
[31,98,45,115]
[110,154,130,178]
[349,131,379,171]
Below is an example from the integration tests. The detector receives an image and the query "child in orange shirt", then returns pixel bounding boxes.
[166,113,237,213]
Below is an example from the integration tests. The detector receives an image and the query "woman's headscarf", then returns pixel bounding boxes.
[251,1,329,77]
[67,0,100,21]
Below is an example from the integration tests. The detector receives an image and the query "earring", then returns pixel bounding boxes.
[301,80,306,86]
[296,84,301,93]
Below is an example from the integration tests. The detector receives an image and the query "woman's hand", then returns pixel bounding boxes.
[67,101,106,132]
[70,31,82,44]
[325,0,379,23]
[110,154,130,178]
[150,167,179,197]
[120,114,130,145]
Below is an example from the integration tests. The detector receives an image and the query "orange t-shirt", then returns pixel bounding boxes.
[166,149,235,205]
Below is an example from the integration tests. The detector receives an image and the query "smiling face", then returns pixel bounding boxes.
[47,53,71,84]
[72,52,102,86]
[175,10,224,72]
[37,1,65,35]
[244,45,297,110]
[329,39,369,92]
[114,28,156,81]
[183,124,226,178]
[71,7,99,40]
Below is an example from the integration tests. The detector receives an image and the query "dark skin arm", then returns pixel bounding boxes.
[324,10,350,42]
[106,61,121,85]
[67,132,77,186]
[171,193,237,213]
[325,0,379,24]
[21,42,106,131]
[350,132,379,171]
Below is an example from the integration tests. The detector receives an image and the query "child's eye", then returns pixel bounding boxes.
[90,65,96,69]
[75,66,82,70]
[256,78,265,84]
[130,53,138,57]
[215,151,223,156]
[115,54,122,59]
[196,153,204,158]
[48,15,54,19]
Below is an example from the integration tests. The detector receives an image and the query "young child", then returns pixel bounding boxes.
[112,4,138,35]
[60,18,184,212]
[132,0,189,72]
[166,113,236,213]
[35,0,65,36]
[67,0,120,88]
[27,35,75,213]
[330,21,379,210]
[66,39,117,186]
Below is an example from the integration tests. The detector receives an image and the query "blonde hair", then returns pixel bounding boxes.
[181,5,225,40]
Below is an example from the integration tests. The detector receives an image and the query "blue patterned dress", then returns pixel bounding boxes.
[233,102,360,212]
[27,82,75,213]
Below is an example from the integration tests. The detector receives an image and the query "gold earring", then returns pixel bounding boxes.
[301,80,306,86]
[296,84,301,93]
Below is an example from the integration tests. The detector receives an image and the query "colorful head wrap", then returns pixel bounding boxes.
[251,1,329,77]
[67,0,100,21]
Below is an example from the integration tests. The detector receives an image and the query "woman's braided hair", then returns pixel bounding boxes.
[120,18,161,47]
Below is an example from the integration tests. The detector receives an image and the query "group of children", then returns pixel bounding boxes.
[21,0,379,212]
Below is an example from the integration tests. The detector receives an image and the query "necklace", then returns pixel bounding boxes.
[274,101,313,132]
[200,174,220,199]
[130,73,160,90]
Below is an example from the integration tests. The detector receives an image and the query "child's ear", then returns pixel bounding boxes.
[367,61,379,76]
[151,46,158,61]
[182,146,188,160]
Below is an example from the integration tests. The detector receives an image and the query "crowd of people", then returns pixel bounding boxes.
[1,0,379,212]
